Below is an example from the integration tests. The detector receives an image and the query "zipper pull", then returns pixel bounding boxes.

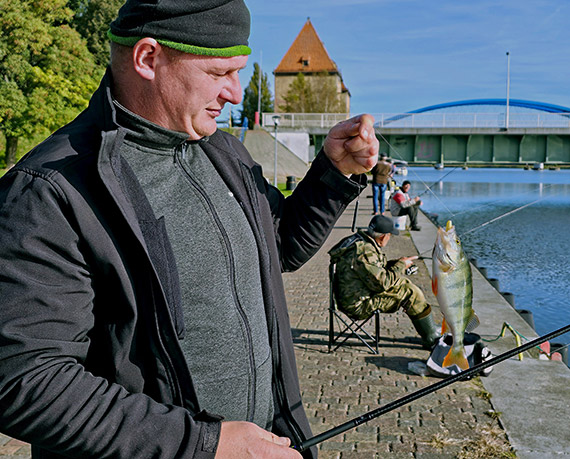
[176,141,188,161]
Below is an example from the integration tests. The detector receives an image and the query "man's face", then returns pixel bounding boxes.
[402,184,411,193]
[156,51,248,139]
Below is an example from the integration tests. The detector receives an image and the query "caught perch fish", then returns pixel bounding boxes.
[432,220,479,370]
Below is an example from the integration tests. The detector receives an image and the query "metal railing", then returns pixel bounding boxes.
[262,112,570,129]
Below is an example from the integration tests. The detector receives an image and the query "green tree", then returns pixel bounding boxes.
[241,62,274,129]
[69,0,123,67]
[281,72,342,113]
[0,0,100,167]
[280,73,313,113]
[312,72,343,113]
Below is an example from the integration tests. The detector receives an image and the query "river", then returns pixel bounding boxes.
[404,166,570,345]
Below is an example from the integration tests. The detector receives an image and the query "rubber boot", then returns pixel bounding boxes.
[411,311,441,350]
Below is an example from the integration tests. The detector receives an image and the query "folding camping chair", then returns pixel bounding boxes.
[328,262,380,354]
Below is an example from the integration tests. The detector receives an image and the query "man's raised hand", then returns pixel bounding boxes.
[323,114,379,176]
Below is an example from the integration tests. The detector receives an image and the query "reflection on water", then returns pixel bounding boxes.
[406,167,570,344]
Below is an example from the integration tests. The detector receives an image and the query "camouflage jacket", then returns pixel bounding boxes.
[328,230,407,311]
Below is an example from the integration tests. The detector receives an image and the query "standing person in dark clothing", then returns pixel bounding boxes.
[390,180,423,231]
[0,1,379,458]
[370,153,392,215]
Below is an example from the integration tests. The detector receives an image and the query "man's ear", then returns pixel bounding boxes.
[132,38,162,81]
[379,234,391,245]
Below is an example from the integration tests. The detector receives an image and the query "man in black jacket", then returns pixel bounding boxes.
[0,1,379,458]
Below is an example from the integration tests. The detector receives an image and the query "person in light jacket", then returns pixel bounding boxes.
[390,180,422,230]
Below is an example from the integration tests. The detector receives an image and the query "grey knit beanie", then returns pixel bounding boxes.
[108,0,251,57]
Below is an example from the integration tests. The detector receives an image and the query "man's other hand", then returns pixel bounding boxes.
[399,256,418,268]
[323,114,379,176]
[216,421,302,458]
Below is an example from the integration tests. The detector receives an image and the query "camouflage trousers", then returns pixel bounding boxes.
[339,277,428,320]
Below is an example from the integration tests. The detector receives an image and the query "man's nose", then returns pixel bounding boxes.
[221,73,243,105]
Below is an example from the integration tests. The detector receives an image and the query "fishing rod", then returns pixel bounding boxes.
[351,196,359,232]
[292,322,570,452]
[462,196,547,236]
[440,182,556,222]
[417,166,460,197]
[377,132,455,216]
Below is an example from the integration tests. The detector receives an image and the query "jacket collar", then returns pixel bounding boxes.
[357,229,384,252]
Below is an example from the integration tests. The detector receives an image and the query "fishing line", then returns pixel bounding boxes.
[292,322,570,452]
[376,132,455,217]
[417,166,461,197]
[378,129,558,237]
[377,131,499,219]
[481,323,570,360]
[424,183,558,234]
[462,195,547,236]
[377,130,566,350]
[434,183,556,221]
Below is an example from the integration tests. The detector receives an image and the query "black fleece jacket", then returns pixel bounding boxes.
[0,71,365,458]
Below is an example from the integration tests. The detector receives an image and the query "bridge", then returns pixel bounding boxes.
[262,99,570,166]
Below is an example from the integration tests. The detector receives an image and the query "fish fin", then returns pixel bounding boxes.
[441,318,450,335]
[432,277,438,296]
[442,347,469,370]
[465,310,480,332]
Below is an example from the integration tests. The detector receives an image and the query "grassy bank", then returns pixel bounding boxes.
[277,182,294,197]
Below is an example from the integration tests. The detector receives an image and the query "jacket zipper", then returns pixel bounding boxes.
[240,164,305,446]
[175,141,257,421]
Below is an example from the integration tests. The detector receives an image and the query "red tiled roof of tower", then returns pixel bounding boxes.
[274,18,339,74]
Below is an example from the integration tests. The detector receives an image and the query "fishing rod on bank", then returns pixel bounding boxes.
[292,322,570,452]
[377,132,456,216]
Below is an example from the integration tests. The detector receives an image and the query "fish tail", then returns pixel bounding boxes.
[442,346,469,370]
[441,317,450,335]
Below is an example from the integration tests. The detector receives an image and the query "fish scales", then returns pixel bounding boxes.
[432,221,478,370]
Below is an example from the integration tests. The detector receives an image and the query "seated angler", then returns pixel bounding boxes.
[328,215,440,349]
[390,180,422,231]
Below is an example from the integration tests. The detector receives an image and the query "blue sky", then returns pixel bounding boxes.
[232,0,570,118]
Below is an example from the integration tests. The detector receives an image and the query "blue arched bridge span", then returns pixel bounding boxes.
[408,98,570,115]
[377,99,570,165]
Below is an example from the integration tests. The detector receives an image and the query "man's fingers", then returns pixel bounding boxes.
[217,421,300,458]
[344,134,377,154]
[267,433,291,447]
[357,114,375,139]
[330,114,376,141]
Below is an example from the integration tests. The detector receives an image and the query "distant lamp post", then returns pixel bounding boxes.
[272,115,281,186]
[505,51,511,130]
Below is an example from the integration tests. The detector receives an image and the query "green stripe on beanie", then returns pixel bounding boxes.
[108,30,251,57]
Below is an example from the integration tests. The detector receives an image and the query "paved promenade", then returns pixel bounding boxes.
[285,191,569,458]
[2,186,568,458]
